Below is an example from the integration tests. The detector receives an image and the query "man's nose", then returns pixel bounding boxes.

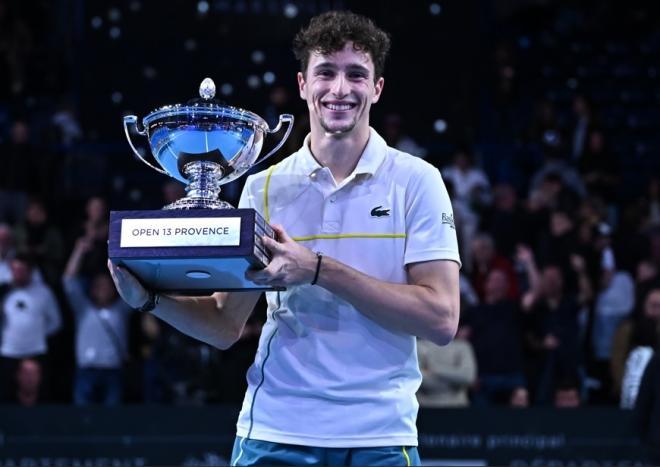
[330,74,349,97]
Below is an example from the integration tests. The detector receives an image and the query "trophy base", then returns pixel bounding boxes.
[108,209,281,294]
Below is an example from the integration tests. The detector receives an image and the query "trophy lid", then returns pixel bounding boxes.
[142,78,269,131]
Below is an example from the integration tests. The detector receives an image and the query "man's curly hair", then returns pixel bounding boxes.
[292,11,391,80]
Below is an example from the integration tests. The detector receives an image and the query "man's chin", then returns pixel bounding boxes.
[320,120,356,135]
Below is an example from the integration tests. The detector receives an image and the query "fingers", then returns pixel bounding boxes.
[270,224,292,243]
[261,234,286,254]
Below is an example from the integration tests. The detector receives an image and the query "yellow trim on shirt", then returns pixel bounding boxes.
[292,233,406,242]
[263,164,277,223]
[402,447,411,467]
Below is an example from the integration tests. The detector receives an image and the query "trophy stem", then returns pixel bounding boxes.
[163,161,234,210]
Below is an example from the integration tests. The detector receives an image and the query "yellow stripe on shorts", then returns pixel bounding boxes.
[402,446,411,466]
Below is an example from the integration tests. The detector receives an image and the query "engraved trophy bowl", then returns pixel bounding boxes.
[123,77,294,209]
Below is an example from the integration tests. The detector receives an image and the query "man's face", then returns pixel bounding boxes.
[297,42,384,136]
[10,260,31,287]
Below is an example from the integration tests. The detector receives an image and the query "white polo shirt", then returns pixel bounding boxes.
[235,128,460,448]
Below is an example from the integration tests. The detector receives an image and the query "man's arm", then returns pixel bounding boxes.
[247,225,460,345]
[107,260,261,350]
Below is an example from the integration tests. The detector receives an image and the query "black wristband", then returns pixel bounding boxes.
[311,252,323,285]
[137,290,159,312]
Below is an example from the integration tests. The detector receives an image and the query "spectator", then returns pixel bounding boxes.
[634,349,660,463]
[0,254,61,401]
[75,196,110,277]
[570,94,595,161]
[589,225,636,403]
[553,374,582,408]
[416,330,477,408]
[11,358,43,407]
[63,237,132,405]
[462,269,526,405]
[612,288,660,404]
[13,199,65,286]
[479,183,529,258]
[522,262,584,405]
[469,233,519,300]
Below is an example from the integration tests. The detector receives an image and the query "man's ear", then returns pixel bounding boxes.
[372,77,385,104]
[297,72,307,100]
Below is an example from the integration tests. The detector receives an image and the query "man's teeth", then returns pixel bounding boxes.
[325,103,353,111]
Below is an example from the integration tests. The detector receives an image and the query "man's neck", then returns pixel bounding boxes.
[308,124,370,184]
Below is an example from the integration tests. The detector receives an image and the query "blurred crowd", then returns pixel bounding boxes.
[1,0,660,414]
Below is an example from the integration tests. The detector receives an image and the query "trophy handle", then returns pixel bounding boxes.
[123,115,168,176]
[255,114,295,167]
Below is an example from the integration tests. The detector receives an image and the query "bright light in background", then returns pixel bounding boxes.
[91,16,103,29]
[429,3,442,15]
[434,119,448,133]
[220,83,234,96]
[197,1,210,15]
[247,75,261,89]
[109,27,121,39]
[251,50,265,64]
[263,72,276,85]
[283,3,298,18]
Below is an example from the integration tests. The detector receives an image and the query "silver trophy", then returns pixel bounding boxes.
[108,78,294,293]
[123,77,293,209]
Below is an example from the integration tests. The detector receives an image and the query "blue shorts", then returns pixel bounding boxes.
[230,436,421,466]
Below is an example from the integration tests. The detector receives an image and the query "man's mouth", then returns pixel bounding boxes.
[322,102,357,111]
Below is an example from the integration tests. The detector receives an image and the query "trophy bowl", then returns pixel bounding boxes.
[123,77,293,209]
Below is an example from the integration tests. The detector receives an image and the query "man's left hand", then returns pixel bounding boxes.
[246,224,318,288]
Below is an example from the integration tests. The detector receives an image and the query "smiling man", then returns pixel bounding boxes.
[109,10,460,466]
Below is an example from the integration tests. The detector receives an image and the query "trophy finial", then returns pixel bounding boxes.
[199,77,216,100]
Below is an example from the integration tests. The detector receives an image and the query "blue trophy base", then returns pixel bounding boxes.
[108,209,281,294]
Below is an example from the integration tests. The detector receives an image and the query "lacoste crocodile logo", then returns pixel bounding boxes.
[370,206,390,217]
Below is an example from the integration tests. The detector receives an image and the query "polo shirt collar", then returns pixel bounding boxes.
[296,127,387,178]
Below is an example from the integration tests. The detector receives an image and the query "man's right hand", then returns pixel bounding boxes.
[107,259,150,308]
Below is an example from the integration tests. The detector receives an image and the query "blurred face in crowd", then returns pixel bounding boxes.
[86,197,107,223]
[484,269,509,304]
[637,260,657,283]
[541,266,564,299]
[16,359,42,395]
[10,121,30,145]
[494,184,517,211]
[25,202,47,226]
[510,387,529,408]
[91,273,118,307]
[471,236,495,265]
[555,388,580,408]
[550,211,573,237]
[298,41,384,137]
[10,259,32,287]
[644,289,660,320]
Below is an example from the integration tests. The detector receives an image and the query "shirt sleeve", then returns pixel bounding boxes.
[62,276,91,316]
[404,165,462,267]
